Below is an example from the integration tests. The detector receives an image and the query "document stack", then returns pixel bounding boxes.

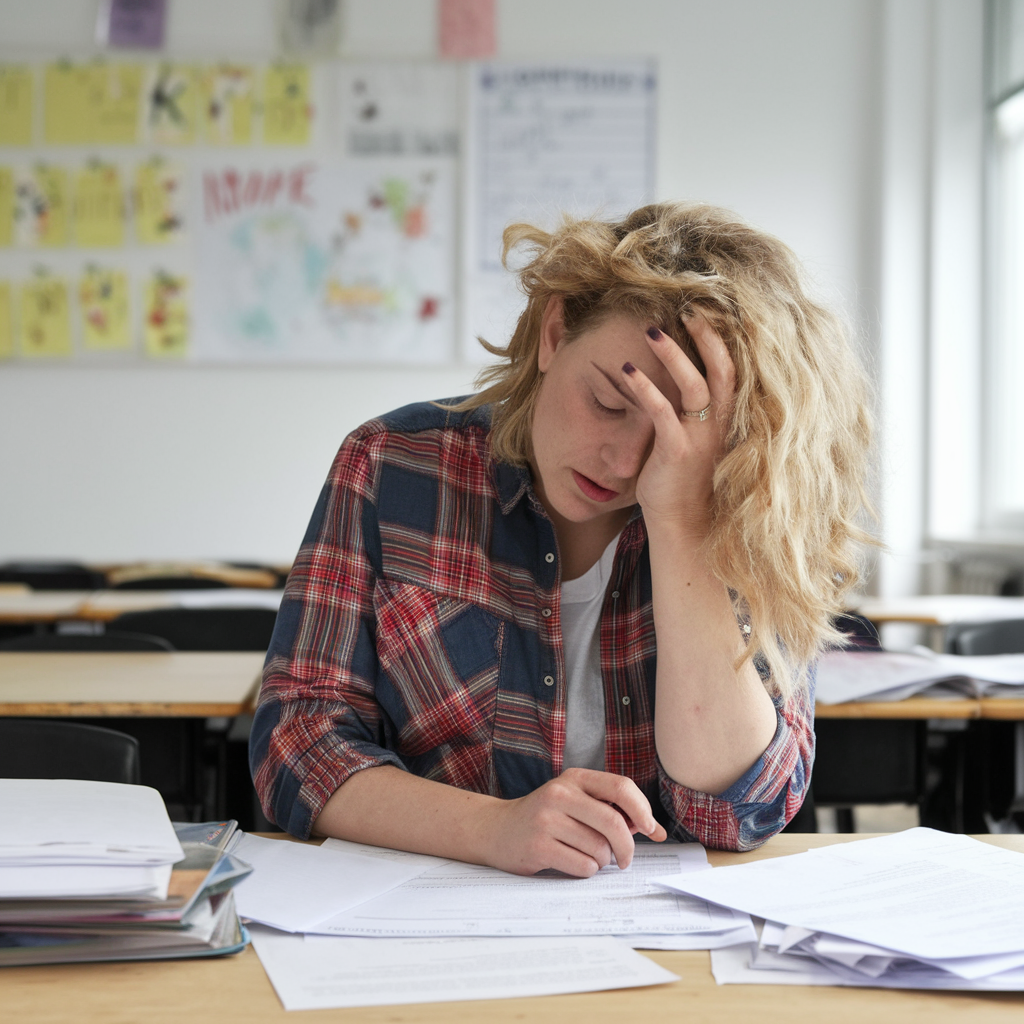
[655,828,1024,990]
[0,779,251,967]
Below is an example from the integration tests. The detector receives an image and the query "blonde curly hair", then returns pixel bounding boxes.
[453,202,876,697]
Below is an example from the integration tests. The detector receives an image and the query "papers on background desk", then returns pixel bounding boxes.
[250,927,679,1011]
[815,648,1024,703]
[657,828,1024,990]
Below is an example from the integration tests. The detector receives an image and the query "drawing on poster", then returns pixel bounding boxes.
[134,159,186,243]
[193,159,453,363]
[144,63,198,144]
[0,66,33,146]
[80,265,131,350]
[14,165,69,247]
[144,269,189,357]
[19,275,71,357]
[202,64,255,145]
[0,282,12,358]
[74,163,126,248]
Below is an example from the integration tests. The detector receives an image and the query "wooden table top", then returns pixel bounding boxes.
[3,832,1022,1023]
[0,589,283,623]
[0,651,265,717]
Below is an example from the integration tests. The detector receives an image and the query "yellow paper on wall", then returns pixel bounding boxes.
[17,166,70,247]
[18,277,71,357]
[263,65,311,146]
[134,160,185,244]
[44,63,87,143]
[201,64,255,145]
[0,66,33,146]
[0,167,14,247]
[144,64,198,144]
[45,62,142,144]
[0,282,13,359]
[74,164,125,247]
[79,266,130,350]
[143,271,189,357]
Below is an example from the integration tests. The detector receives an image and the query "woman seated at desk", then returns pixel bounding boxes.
[251,202,874,876]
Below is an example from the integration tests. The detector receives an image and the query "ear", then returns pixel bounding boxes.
[537,296,565,373]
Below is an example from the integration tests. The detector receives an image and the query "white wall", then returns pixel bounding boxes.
[0,0,884,565]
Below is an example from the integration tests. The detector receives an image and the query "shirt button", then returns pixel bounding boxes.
[545,552,555,563]
[543,675,555,687]
[611,590,620,600]
[541,607,552,618]
[621,695,631,706]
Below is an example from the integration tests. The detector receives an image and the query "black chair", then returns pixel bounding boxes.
[936,619,1024,830]
[0,630,175,652]
[0,719,140,784]
[798,612,926,834]
[108,607,278,652]
[0,561,106,591]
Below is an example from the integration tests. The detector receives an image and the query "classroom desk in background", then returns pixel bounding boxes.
[4,832,1023,1023]
[0,652,265,717]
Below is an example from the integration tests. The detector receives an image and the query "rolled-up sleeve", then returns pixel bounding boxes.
[656,672,815,851]
[250,428,406,838]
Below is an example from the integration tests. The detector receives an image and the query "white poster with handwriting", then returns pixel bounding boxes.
[463,61,657,362]
[191,158,455,364]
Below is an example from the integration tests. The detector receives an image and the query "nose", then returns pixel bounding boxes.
[601,423,654,484]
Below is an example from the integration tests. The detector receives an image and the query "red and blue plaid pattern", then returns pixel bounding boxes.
[251,401,814,849]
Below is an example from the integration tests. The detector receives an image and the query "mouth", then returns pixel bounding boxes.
[572,470,619,503]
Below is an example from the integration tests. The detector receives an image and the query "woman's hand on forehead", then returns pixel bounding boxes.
[620,312,734,535]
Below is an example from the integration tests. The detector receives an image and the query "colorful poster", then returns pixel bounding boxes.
[44,62,142,144]
[201,65,255,145]
[143,270,189,357]
[79,266,131,350]
[263,65,312,145]
[0,167,13,247]
[14,166,70,247]
[0,66,33,146]
[144,63,198,144]
[18,276,72,357]
[74,163,125,247]
[0,282,12,359]
[134,159,186,243]
[193,158,454,363]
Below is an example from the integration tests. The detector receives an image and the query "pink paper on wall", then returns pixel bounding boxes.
[439,0,496,59]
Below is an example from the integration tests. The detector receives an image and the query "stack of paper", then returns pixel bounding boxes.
[816,648,1024,703]
[655,828,1024,990]
[234,836,749,1010]
[0,780,251,966]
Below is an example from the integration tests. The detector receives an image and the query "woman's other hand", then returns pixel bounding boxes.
[621,313,735,537]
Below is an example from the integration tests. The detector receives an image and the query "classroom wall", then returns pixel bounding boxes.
[0,0,883,565]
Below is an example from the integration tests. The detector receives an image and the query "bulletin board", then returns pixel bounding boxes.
[0,56,655,367]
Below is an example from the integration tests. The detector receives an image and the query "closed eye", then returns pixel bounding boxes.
[591,391,626,416]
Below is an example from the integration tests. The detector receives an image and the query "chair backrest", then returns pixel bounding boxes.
[0,630,175,652]
[0,720,141,784]
[108,607,278,651]
[0,561,106,591]
[110,576,231,591]
[833,612,883,650]
[946,619,1024,656]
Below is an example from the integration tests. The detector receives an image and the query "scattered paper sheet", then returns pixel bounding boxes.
[657,829,1024,961]
[232,834,428,933]
[309,842,744,938]
[250,926,679,1010]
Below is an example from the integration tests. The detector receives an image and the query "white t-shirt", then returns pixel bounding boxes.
[560,534,619,771]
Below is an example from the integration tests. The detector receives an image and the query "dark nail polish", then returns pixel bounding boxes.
[646,326,661,341]
[622,362,636,375]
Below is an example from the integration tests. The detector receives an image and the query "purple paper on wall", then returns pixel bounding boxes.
[101,0,168,49]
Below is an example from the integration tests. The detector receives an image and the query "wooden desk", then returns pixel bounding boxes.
[0,652,264,717]
[855,594,1024,626]
[0,591,91,624]
[816,697,981,720]
[3,832,1022,1023]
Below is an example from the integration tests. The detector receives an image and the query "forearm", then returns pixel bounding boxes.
[647,518,778,795]
[312,765,504,863]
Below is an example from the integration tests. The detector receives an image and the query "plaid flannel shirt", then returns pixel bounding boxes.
[250,400,814,849]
